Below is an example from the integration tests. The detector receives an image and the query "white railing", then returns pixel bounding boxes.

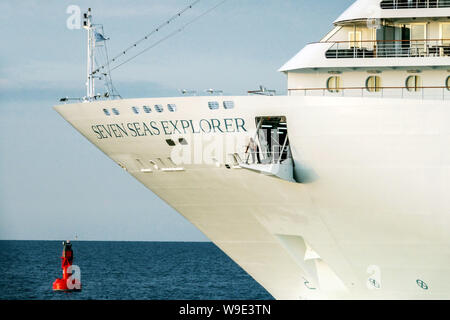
[381,0,450,9]
[288,86,450,100]
[242,148,291,165]
[325,39,450,59]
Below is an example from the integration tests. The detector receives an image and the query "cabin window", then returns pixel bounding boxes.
[223,101,235,109]
[132,106,139,114]
[178,138,188,145]
[366,76,382,92]
[103,109,111,116]
[165,139,176,146]
[208,101,219,110]
[326,76,341,93]
[155,104,164,113]
[143,105,152,113]
[405,75,421,92]
[168,104,177,112]
[112,108,120,115]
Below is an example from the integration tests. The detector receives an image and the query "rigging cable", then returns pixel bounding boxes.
[102,33,122,98]
[108,0,229,73]
[93,24,122,98]
[93,0,202,75]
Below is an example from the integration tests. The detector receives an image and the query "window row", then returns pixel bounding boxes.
[102,104,177,116]
[326,75,450,93]
[208,101,235,110]
[132,104,177,114]
[381,0,450,9]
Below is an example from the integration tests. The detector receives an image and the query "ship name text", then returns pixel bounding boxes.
[91,118,247,140]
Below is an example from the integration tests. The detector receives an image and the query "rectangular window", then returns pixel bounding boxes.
[223,101,235,109]
[167,104,177,112]
[208,101,219,110]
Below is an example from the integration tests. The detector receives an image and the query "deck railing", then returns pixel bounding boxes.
[380,0,450,9]
[288,86,450,100]
[325,39,450,59]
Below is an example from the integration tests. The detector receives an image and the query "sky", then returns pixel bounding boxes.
[0,0,354,241]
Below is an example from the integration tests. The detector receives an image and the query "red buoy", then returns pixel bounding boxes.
[52,240,81,292]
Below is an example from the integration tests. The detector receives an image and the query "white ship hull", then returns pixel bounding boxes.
[55,95,450,299]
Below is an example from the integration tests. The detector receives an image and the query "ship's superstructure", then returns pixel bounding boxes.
[281,0,450,99]
[54,0,450,299]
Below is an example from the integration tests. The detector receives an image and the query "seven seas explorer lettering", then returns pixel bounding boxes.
[91,118,247,140]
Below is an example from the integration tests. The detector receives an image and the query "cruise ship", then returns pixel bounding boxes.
[55,0,450,299]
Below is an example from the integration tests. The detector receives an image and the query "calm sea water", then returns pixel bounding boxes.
[0,241,273,300]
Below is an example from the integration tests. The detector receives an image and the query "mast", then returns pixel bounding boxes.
[83,8,95,101]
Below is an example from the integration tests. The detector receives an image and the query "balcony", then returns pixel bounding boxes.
[380,0,450,9]
[325,39,450,59]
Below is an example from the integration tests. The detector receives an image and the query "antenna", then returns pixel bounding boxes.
[59,8,121,102]
[248,85,277,96]
[180,89,198,96]
[83,8,95,100]
[72,1,228,102]
[206,89,223,95]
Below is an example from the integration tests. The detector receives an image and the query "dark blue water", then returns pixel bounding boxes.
[0,241,273,300]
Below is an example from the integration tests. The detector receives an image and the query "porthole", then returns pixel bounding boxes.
[326,76,341,93]
[446,76,450,91]
[405,75,421,92]
[168,104,177,112]
[223,101,235,109]
[132,106,139,114]
[208,101,219,110]
[143,106,152,113]
[103,109,111,116]
[366,76,381,92]
[155,104,164,113]
[112,108,120,115]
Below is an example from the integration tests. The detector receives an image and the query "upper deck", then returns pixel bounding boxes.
[380,0,450,9]
[335,0,450,24]
[280,0,450,99]
[281,0,450,72]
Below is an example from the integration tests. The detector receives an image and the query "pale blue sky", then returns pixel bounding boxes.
[0,0,354,241]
